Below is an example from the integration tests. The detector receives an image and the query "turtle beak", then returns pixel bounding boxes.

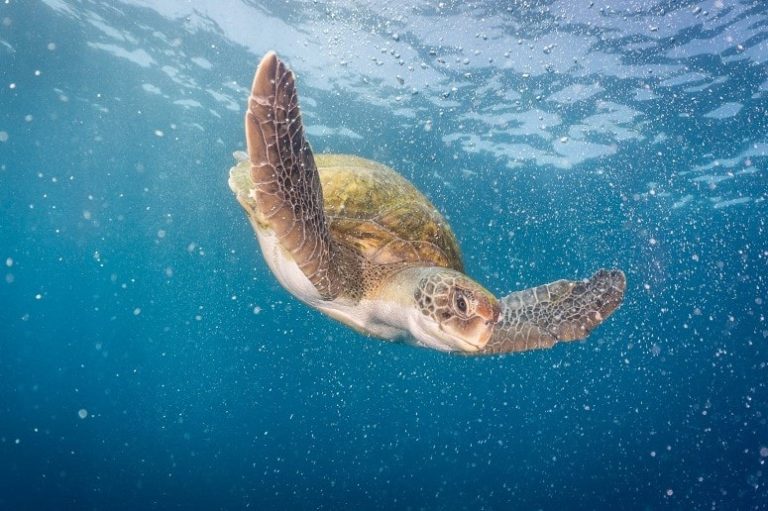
[437,317,488,352]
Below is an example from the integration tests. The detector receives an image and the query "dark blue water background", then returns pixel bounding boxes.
[1,1,767,509]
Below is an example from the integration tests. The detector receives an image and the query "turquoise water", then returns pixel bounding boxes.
[1,1,767,509]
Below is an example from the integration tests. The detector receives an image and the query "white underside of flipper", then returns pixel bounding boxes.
[253,224,323,306]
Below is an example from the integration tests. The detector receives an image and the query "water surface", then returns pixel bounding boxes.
[1,1,767,509]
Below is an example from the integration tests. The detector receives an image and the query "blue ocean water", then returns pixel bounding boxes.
[1,1,767,509]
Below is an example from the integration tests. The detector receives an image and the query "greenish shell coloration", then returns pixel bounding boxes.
[228,51,627,355]
[231,153,462,271]
[319,154,464,270]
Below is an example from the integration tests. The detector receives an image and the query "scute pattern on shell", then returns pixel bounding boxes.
[316,154,464,274]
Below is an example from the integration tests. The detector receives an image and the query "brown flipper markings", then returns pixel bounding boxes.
[245,51,340,300]
[480,269,626,354]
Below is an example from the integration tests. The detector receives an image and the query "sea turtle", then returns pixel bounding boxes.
[228,51,626,355]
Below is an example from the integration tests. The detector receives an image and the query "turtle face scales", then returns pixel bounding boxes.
[413,269,500,352]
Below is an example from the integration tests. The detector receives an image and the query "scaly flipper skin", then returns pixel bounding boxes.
[479,269,626,354]
[245,51,340,299]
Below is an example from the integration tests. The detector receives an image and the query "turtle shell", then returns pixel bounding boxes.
[316,154,463,272]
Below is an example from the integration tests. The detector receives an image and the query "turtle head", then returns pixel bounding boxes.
[411,268,500,352]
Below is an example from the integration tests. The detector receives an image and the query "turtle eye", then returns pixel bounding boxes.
[454,291,468,315]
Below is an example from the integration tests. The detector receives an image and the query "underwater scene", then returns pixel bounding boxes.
[1,1,767,509]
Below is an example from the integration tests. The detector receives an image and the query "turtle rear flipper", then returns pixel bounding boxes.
[481,269,626,354]
[243,51,340,300]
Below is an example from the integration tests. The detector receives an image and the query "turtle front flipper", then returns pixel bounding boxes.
[242,51,340,300]
[481,269,626,354]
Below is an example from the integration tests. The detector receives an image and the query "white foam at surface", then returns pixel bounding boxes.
[391,108,417,120]
[161,65,198,89]
[553,139,617,161]
[305,125,363,140]
[443,133,575,170]
[142,83,162,95]
[684,76,728,93]
[738,39,768,65]
[559,0,704,39]
[508,110,562,138]
[622,40,659,52]
[660,72,709,88]
[703,102,743,119]
[173,99,202,109]
[666,14,764,63]
[300,96,318,108]
[569,102,644,143]
[85,11,136,44]
[207,89,239,112]
[692,174,732,185]
[633,88,657,101]
[547,83,604,104]
[473,74,520,102]
[689,142,768,173]
[460,110,560,135]
[672,195,693,209]
[459,109,561,143]
[191,57,212,70]
[40,0,79,18]
[36,0,763,185]
[712,197,751,209]
[86,42,155,68]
